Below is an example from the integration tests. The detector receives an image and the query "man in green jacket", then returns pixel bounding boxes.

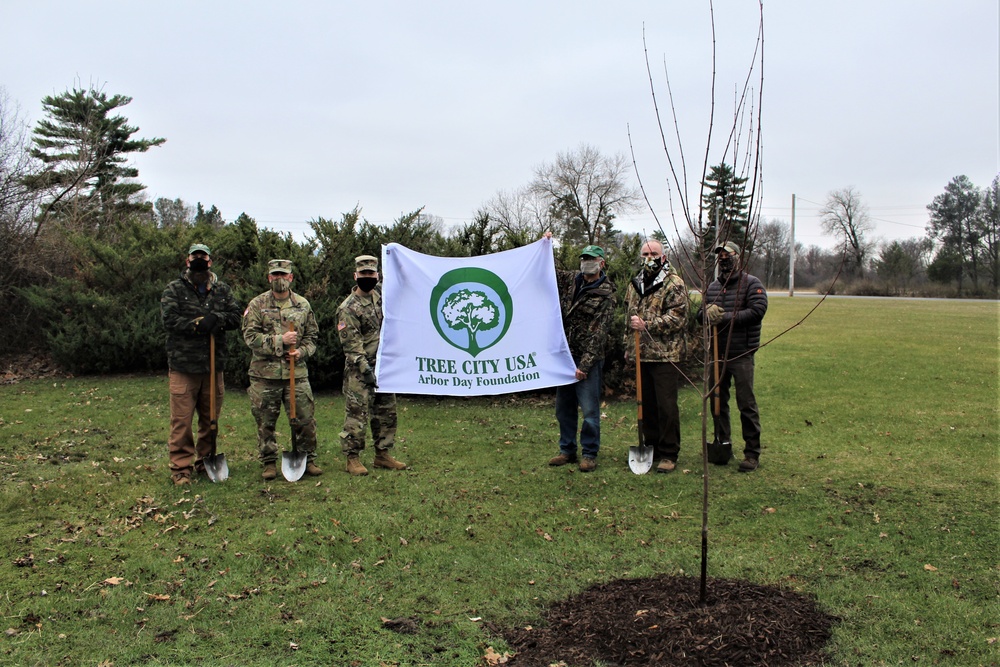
[160,243,242,485]
[548,244,616,472]
[242,259,321,480]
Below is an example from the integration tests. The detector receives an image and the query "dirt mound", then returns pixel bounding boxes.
[500,575,836,666]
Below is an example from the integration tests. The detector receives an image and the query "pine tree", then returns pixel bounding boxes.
[701,163,750,251]
[24,86,164,236]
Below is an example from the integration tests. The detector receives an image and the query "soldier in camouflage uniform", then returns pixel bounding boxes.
[160,243,243,485]
[625,239,689,473]
[548,244,616,472]
[242,259,322,480]
[337,254,406,476]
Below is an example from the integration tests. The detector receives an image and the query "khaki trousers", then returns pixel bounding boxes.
[168,370,224,478]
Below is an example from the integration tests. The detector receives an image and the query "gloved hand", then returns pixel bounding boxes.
[361,367,377,388]
[195,312,219,334]
[705,304,725,326]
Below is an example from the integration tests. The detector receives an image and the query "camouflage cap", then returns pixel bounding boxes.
[580,245,606,259]
[714,241,740,255]
[268,259,294,274]
[355,254,379,272]
[188,243,211,256]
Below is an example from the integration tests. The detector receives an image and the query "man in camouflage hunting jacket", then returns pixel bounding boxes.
[548,243,616,473]
[242,259,322,480]
[160,243,243,486]
[625,239,689,474]
[698,241,768,472]
[337,254,406,476]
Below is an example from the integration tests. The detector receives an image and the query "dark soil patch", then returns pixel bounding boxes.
[500,575,837,666]
[0,352,70,385]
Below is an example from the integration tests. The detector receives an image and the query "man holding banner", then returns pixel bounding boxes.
[548,243,616,472]
[337,254,407,476]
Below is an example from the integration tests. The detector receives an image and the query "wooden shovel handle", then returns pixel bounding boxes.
[712,324,720,416]
[633,329,643,420]
[209,334,217,428]
[288,322,296,420]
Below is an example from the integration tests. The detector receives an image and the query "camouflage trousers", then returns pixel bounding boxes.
[248,377,318,464]
[339,367,397,456]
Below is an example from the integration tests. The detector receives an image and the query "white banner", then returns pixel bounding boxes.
[376,238,577,396]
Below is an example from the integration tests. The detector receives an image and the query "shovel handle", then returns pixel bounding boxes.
[288,322,297,420]
[712,324,720,416]
[209,334,217,429]
[633,329,643,420]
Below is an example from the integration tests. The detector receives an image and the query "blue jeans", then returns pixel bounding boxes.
[555,359,603,459]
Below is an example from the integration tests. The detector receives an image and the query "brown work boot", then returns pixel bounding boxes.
[305,462,323,476]
[548,453,578,466]
[374,449,407,470]
[173,474,191,486]
[345,456,369,476]
[738,457,759,472]
[262,463,278,480]
[579,457,597,472]
[656,459,676,473]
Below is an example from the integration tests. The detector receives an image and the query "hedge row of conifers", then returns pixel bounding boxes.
[15,211,703,393]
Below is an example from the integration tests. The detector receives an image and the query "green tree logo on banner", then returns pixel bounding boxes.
[430,268,513,357]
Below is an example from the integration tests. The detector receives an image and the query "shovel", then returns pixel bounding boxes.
[281,322,307,482]
[628,329,653,474]
[707,324,732,465]
[203,334,229,482]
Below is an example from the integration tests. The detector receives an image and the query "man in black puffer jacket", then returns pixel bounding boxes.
[698,241,768,472]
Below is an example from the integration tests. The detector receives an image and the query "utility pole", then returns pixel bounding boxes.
[789,194,796,296]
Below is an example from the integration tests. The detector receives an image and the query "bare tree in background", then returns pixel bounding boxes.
[530,143,641,247]
[751,218,790,288]
[819,186,874,278]
[0,88,41,299]
[482,186,550,249]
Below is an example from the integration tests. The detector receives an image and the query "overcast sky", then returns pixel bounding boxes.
[3,1,997,251]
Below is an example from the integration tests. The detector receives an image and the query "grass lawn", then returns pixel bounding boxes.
[0,296,997,666]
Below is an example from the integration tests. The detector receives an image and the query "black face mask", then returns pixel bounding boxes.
[718,257,737,274]
[189,257,210,272]
[356,277,378,292]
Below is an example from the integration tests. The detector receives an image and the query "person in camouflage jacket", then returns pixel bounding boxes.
[242,259,322,480]
[160,243,243,485]
[337,254,406,476]
[548,243,616,472]
[625,239,688,473]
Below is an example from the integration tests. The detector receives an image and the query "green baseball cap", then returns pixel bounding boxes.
[580,245,605,259]
[188,243,211,256]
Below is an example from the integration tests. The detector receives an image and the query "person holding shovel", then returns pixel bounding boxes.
[160,243,243,486]
[624,239,689,474]
[698,241,768,472]
[337,254,406,476]
[242,259,322,480]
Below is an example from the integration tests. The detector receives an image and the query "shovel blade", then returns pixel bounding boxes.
[204,453,229,482]
[707,440,733,466]
[628,445,653,474]
[281,451,307,482]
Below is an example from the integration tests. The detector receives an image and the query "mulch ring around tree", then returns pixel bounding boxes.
[498,575,838,666]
